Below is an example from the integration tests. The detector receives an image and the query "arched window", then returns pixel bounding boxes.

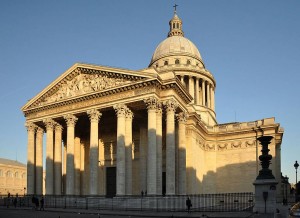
[7,171,13,178]
[187,60,191,65]
[0,169,3,177]
[15,172,19,178]
[173,23,175,29]
[22,173,26,179]
[164,60,168,66]
[175,59,180,64]
[176,23,179,28]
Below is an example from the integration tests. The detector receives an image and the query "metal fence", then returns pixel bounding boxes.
[0,192,254,212]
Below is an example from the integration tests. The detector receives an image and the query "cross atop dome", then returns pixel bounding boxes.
[168,5,184,37]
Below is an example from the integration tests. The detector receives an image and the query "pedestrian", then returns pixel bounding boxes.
[13,197,17,208]
[141,190,144,198]
[6,192,10,208]
[35,196,39,210]
[40,196,44,211]
[186,197,192,213]
[31,195,35,210]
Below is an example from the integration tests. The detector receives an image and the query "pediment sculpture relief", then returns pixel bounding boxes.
[42,74,132,104]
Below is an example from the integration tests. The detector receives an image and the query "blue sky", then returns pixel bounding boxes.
[0,0,299,184]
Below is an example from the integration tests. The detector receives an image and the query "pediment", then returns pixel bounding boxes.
[22,63,156,111]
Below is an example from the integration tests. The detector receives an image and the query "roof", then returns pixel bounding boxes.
[0,158,26,168]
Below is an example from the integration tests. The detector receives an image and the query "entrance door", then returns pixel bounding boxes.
[106,167,116,198]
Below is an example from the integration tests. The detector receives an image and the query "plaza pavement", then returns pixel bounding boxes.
[0,203,291,218]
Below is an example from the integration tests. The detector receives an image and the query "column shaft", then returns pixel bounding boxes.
[144,97,157,195]
[36,127,44,195]
[202,80,206,106]
[156,105,162,195]
[74,137,81,195]
[177,112,187,195]
[44,119,55,195]
[114,104,126,196]
[125,109,133,195]
[139,125,147,193]
[207,83,211,108]
[195,78,199,105]
[54,125,63,195]
[189,77,195,103]
[64,114,78,195]
[211,86,215,111]
[26,122,36,195]
[88,109,101,195]
[165,99,178,195]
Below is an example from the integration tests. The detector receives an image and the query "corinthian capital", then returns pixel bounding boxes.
[55,124,63,132]
[144,97,158,110]
[25,122,38,132]
[43,118,57,130]
[125,108,134,120]
[36,127,45,135]
[156,101,162,115]
[64,114,78,127]
[176,112,188,123]
[164,98,178,112]
[113,104,127,117]
[87,109,102,123]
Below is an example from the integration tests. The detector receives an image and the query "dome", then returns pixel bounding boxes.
[149,12,204,68]
[149,36,203,66]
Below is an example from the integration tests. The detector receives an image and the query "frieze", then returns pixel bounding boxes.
[231,141,242,149]
[217,143,228,151]
[26,90,135,119]
[206,144,215,151]
[245,140,256,147]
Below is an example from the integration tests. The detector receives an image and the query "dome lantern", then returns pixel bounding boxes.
[168,5,184,37]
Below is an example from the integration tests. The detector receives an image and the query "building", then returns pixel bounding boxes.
[0,158,26,196]
[21,10,283,197]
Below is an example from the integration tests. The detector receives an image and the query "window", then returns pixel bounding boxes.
[176,23,179,28]
[7,171,13,178]
[15,172,19,178]
[175,59,180,64]
[164,61,168,66]
[22,173,26,179]
[187,60,191,65]
[0,169,3,177]
[173,23,175,28]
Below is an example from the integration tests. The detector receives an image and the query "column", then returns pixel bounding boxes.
[180,75,184,85]
[211,86,215,111]
[139,124,147,193]
[54,124,63,195]
[195,78,199,105]
[74,137,81,195]
[25,122,37,195]
[188,76,195,103]
[177,112,187,195]
[164,99,178,195]
[144,97,157,195]
[156,102,163,195]
[63,143,67,195]
[113,104,127,196]
[87,109,102,195]
[207,83,211,108]
[36,127,44,195]
[64,114,78,195]
[202,79,206,106]
[125,108,133,195]
[43,118,56,195]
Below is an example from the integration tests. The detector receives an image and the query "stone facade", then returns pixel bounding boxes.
[0,158,26,196]
[21,11,283,198]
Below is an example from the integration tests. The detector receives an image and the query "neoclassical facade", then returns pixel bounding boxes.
[22,12,283,198]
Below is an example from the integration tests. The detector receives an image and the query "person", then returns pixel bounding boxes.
[141,190,144,198]
[13,197,17,208]
[40,196,44,211]
[6,192,10,208]
[186,197,192,213]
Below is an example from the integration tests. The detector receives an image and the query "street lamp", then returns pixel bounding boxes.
[294,161,299,201]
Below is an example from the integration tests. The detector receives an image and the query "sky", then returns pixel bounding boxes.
[0,0,299,184]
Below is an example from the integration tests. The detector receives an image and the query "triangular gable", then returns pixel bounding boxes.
[22,63,157,111]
